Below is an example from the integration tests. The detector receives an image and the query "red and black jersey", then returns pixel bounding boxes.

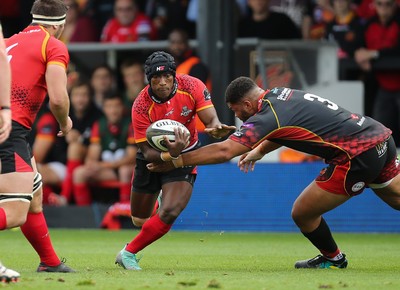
[132,74,214,153]
[6,25,69,129]
[229,87,391,165]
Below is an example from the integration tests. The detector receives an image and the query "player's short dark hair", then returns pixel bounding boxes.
[31,0,68,17]
[225,76,257,104]
[144,51,176,82]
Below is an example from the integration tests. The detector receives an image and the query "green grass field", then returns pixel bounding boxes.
[1,229,400,290]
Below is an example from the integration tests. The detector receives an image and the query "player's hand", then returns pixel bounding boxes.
[204,124,236,139]
[147,161,175,172]
[163,127,190,157]
[57,117,73,137]
[0,108,12,144]
[238,149,265,173]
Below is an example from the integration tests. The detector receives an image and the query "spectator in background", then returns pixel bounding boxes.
[82,0,114,31]
[51,81,103,206]
[145,0,194,39]
[101,0,157,43]
[60,0,99,43]
[168,28,214,145]
[269,0,308,29]
[239,0,302,39]
[355,0,400,146]
[302,0,335,39]
[325,0,364,59]
[32,107,68,204]
[72,92,137,206]
[90,64,116,109]
[119,58,147,109]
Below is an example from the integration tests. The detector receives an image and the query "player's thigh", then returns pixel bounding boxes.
[160,181,193,215]
[372,174,400,210]
[130,191,159,218]
[292,181,350,221]
[0,171,35,193]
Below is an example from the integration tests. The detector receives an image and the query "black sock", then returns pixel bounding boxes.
[302,218,338,256]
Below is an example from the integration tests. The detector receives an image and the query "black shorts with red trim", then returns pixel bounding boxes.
[316,136,399,196]
[0,121,33,174]
[132,158,197,194]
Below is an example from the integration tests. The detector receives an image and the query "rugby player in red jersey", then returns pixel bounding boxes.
[0,0,74,273]
[148,76,400,269]
[115,51,235,270]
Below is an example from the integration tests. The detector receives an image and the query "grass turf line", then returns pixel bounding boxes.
[1,229,400,290]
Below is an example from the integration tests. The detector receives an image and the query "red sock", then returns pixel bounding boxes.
[73,183,92,205]
[20,212,60,266]
[60,160,82,201]
[119,183,131,202]
[0,208,6,230]
[126,214,172,254]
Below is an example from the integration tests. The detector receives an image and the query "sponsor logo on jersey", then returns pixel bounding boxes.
[352,182,365,192]
[356,116,365,126]
[277,88,292,101]
[375,141,387,158]
[180,106,192,117]
[233,131,243,137]
[203,88,211,101]
[165,108,174,116]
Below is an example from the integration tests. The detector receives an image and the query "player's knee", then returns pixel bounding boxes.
[158,207,180,224]
[131,216,147,227]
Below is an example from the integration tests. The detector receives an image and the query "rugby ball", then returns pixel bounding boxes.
[146,119,190,152]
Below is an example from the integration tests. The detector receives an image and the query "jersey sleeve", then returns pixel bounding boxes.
[190,77,214,113]
[90,121,100,144]
[131,108,150,144]
[46,38,69,69]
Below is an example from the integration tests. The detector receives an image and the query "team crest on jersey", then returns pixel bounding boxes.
[375,141,387,158]
[203,88,211,101]
[180,106,192,117]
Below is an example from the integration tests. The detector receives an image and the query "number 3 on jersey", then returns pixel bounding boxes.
[303,93,338,110]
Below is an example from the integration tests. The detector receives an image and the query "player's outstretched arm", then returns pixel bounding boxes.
[238,140,282,173]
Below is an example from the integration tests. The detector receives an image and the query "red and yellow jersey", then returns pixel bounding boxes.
[132,74,213,149]
[6,25,69,129]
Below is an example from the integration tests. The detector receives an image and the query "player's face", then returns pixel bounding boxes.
[150,73,175,99]
[228,101,253,122]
